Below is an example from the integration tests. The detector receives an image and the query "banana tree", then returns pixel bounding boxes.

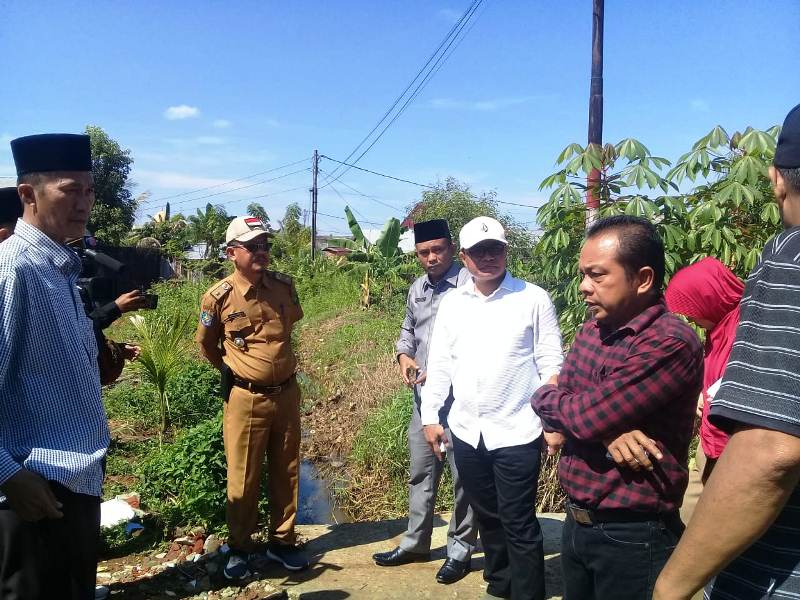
[327,206,411,306]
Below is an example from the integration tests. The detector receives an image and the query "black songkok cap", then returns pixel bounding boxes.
[775,104,800,169]
[11,133,92,176]
[0,187,22,223]
[413,219,451,244]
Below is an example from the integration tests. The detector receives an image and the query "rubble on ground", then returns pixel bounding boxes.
[97,527,286,599]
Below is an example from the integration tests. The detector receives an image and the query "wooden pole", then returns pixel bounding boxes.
[311,150,318,259]
[586,0,604,227]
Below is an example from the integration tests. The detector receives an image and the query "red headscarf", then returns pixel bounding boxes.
[665,257,744,458]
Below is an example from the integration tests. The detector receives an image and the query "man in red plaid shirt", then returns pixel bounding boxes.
[532,215,703,600]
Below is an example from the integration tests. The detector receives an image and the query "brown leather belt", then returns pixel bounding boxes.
[566,501,678,526]
[233,374,294,395]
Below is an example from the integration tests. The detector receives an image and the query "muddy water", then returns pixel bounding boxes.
[297,460,350,525]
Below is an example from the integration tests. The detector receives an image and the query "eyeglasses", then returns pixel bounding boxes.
[231,242,272,253]
[465,242,506,259]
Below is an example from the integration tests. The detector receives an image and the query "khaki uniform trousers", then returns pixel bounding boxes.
[223,377,301,551]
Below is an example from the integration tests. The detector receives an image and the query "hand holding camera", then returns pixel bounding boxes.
[115,289,158,313]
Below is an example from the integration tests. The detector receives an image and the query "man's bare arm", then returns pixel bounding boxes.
[653,426,800,600]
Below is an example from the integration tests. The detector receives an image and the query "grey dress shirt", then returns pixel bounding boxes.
[396,262,470,421]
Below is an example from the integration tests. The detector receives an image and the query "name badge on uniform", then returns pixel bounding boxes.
[414,297,427,303]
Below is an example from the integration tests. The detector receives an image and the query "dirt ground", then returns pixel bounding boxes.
[98,458,708,599]
[98,513,566,599]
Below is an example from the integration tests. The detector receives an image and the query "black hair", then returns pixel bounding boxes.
[778,167,800,195]
[17,173,45,186]
[586,215,665,292]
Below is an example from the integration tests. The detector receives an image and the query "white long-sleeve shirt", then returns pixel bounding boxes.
[420,271,563,450]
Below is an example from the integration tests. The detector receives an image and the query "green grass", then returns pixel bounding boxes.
[295,269,362,325]
[350,388,455,516]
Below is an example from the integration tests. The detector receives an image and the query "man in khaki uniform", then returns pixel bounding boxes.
[196,216,308,580]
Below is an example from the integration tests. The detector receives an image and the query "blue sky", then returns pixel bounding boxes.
[1,1,798,235]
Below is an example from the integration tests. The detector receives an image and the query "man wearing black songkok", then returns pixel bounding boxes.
[655,105,800,599]
[372,219,478,585]
[0,133,109,599]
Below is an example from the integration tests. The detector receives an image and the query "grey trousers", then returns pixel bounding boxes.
[398,403,478,561]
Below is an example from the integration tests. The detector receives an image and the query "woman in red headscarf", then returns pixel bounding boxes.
[665,257,744,482]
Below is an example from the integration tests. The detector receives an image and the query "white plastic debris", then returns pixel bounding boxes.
[100,498,136,529]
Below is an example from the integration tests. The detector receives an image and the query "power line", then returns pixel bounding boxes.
[320,0,486,187]
[139,157,310,206]
[327,182,387,224]
[240,185,309,203]
[326,0,486,186]
[319,0,479,185]
[321,156,434,189]
[140,184,309,221]
[324,161,539,211]
[316,210,384,226]
[495,199,541,208]
[318,168,403,212]
[149,168,310,210]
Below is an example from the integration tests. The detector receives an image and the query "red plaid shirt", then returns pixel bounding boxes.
[532,301,703,512]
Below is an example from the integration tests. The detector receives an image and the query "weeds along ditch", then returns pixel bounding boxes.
[100,261,567,555]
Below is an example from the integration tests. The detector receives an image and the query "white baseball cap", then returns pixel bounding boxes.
[459,216,507,250]
[225,216,271,244]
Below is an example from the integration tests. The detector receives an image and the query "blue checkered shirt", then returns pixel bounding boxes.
[0,220,109,499]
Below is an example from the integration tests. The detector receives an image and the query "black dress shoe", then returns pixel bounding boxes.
[372,547,429,566]
[436,557,470,584]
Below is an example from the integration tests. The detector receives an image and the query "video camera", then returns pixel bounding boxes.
[69,233,158,311]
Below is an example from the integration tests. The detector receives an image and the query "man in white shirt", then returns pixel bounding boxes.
[421,216,563,600]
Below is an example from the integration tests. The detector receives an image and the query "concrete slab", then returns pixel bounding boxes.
[252,513,566,599]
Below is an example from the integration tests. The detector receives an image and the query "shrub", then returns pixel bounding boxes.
[137,414,268,531]
[103,378,159,427]
[138,415,228,530]
[167,360,223,427]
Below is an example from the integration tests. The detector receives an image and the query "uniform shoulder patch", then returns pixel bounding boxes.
[200,310,215,327]
[209,280,233,301]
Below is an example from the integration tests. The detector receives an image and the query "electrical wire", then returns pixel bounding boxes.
[320,0,486,187]
[317,168,403,212]
[321,156,434,188]
[139,157,310,206]
[327,182,386,224]
[325,0,486,185]
[151,168,310,210]
[316,210,384,226]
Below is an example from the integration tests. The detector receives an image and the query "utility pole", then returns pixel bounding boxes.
[586,0,604,227]
[311,149,318,259]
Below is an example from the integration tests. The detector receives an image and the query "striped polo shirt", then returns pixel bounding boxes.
[707,226,800,598]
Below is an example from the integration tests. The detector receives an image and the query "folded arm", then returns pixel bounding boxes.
[533,335,700,441]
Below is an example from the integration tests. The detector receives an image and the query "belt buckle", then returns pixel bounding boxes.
[570,505,594,526]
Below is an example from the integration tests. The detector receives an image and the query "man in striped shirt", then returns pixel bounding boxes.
[0,134,109,599]
[655,104,800,599]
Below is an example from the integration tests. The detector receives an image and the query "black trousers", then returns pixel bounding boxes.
[0,482,101,600]
[561,509,683,600]
[452,434,545,600]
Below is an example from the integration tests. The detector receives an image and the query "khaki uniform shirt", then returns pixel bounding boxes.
[196,269,303,386]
